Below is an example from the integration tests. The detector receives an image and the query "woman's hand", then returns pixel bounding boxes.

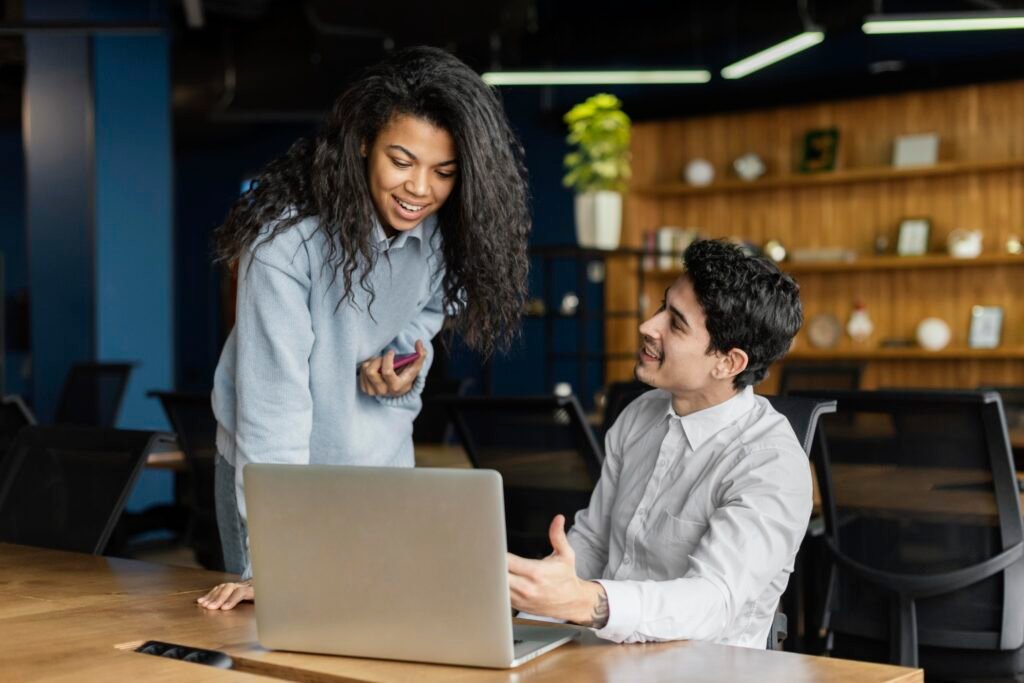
[196,579,254,610]
[358,339,427,398]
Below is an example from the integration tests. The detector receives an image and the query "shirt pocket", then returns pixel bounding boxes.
[645,512,708,579]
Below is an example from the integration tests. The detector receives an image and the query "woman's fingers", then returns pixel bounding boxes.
[196,581,254,610]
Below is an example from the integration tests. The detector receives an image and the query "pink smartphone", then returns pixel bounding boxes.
[391,351,421,372]
[356,351,421,376]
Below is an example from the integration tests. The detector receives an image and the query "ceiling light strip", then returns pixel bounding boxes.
[481,70,712,86]
[863,12,1024,33]
[721,31,825,80]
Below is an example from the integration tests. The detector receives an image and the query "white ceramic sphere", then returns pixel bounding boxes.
[916,317,951,351]
[684,159,715,187]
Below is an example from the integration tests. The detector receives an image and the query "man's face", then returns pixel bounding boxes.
[635,276,724,395]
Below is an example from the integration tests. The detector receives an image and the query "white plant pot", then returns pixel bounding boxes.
[574,191,622,250]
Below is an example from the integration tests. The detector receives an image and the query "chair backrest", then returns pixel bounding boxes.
[147,390,223,570]
[444,395,604,557]
[0,425,157,554]
[981,386,1024,432]
[602,381,651,436]
[803,390,1024,665]
[0,395,36,461]
[54,362,134,427]
[765,395,837,455]
[779,363,862,396]
[413,377,474,444]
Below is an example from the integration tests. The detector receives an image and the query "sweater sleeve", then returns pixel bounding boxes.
[231,242,315,523]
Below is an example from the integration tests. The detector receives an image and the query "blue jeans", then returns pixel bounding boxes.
[214,455,249,576]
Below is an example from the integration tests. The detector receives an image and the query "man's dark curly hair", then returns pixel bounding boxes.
[213,46,530,356]
[683,239,803,389]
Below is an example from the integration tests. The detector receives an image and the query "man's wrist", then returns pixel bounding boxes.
[573,581,609,628]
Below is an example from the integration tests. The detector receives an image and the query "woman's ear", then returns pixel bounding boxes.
[359,141,367,158]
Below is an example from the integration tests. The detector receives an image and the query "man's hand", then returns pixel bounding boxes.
[196,579,254,610]
[507,515,609,628]
[358,339,427,398]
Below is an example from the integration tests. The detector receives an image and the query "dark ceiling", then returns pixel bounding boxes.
[3,1,1024,133]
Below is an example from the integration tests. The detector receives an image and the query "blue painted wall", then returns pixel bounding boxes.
[93,35,174,430]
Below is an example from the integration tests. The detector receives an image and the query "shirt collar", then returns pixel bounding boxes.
[372,213,434,251]
[667,386,756,451]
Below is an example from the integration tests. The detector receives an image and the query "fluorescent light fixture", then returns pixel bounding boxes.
[481,70,711,86]
[863,12,1024,33]
[721,31,825,80]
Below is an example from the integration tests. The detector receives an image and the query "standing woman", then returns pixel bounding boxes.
[198,46,529,609]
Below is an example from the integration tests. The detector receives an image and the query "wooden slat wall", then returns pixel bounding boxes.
[608,80,1024,392]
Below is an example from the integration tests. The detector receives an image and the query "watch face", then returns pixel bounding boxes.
[807,314,842,349]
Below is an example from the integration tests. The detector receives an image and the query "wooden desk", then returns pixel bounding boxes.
[0,544,921,682]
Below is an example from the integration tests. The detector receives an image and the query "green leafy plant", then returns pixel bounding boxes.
[562,93,632,193]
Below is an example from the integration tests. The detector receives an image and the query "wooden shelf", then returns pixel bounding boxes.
[787,347,1024,361]
[642,253,1024,277]
[633,158,1024,197]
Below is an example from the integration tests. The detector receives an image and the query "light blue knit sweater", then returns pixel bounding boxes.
[212,212,445,521]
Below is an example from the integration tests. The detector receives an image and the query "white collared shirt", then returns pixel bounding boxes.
[568,386,813,647]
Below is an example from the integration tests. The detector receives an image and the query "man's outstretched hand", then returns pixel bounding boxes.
[506,515,608,628]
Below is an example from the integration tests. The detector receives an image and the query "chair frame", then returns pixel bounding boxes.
[803,389,1024,667]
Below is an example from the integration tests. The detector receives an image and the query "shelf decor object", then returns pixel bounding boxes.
[798,127,839,173]
[897,218,931,256]
[892,132,939,167]
[563,94,631,250]
[947,229,983,258]
[969,306,1004,349]
[917,318,952,351]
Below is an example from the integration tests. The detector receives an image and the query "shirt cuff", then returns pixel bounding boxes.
[593,580,642,642]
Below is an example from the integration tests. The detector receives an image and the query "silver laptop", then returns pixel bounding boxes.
[245,464,580,668]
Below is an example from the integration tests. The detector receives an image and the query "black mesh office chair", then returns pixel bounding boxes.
[413,377,474,444]
[806,390,1024,677]
[778,363,862,396]
[148,391,223,570]
[0,395,35,462]
[601,380,652,437]
[763,395,838,652]
[54,362,134,427]
[444,395,603,558]
[0,426,158,554]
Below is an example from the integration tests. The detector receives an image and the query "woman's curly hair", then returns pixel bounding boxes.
[214,46,530,356]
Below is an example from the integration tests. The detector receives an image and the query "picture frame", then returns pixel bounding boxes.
[798,127,840,174]
[896,218,931,256]
[892,133,939,168]
[968,305,1004,349]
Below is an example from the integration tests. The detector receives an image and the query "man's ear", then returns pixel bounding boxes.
[714,348,749,381]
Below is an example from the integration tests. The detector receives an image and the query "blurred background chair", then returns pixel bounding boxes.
[147,390,223,570]
[807,390,1024,678]
[445,394,603,558]
[778,363,862,396]
[0,395,35,465]
[54,362,134,428]
[0,425,157,554]
[413,376,473,445]
[600,380,651,438]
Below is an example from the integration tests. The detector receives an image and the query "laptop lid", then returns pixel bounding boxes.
[245,464,520,668]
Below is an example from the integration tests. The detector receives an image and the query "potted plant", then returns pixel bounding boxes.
[562,93,631,249]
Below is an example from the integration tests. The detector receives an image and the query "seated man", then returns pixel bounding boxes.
[508,238,810,647]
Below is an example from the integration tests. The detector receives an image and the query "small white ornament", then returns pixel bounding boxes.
[847,303,874,343]
[684,159,715,187]
[733,153,766,181]
[916,318,951,351]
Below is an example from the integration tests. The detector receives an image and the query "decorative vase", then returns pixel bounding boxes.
[574,191,622,250]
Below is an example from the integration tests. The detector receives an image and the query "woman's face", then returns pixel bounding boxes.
[365,114,458,236]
